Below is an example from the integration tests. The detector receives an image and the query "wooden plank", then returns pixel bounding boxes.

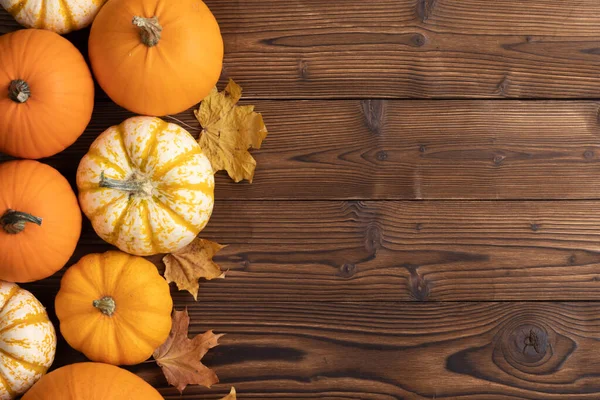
[210,0,600,99]
[190,0,600,99]
[36,300,600,398]
[22,200,600,302]
[10,100,600,200]
[4,1,600,99]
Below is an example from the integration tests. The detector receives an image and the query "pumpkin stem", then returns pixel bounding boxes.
[132,16,162,47]
[99,172,152,196]
[93,296,116,316]
[0,209,42,234]
[8,79,30,103]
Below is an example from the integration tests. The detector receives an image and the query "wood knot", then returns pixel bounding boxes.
[448,316,576,383]
[417,0,437,23]
[376,150,388,161]
[364,223,383,255]
[298,59,310,80]
[339,263,357,278]
[419,144,427,153]
[415,223,423,231]
[584,150,595,160]
[493,153,506,165]
[530,223,540,232]
[506,323,549,364]
[496,75,511,96]
[361,100,387,135]
[407,266,430,301]
[412,33,426,47]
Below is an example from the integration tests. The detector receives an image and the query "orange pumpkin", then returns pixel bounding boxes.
[55,251,173,365]
[22,362,163,400]
[0,29,94,159]
[0,160,81,282]
[88,0,223,116]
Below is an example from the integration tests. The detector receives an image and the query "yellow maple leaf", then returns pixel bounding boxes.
[163,238,226,300]
[195,79,268,183]
[221,387,237,399]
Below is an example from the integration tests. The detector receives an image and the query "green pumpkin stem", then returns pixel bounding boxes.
[99,171,150,195]
[132,16,162,47]
[93,296,116,316]
[8,79,30,103]
[0,209,42,234]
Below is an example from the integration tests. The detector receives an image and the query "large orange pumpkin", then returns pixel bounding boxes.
[0,29,94,159]
[88,0,223,116]
[0,160,81,282]
[22,362,163,400]
[55,251,173,365]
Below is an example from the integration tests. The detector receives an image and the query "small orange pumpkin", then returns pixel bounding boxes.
[88,0,223,116]
[0,29,94,159]
[55,251,173,365]
[22,362,163,400]
[0,160,81,282]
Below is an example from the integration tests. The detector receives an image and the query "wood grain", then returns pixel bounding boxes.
[33,300,600,399]
[8,100,600,200]
[5,0,600,99]
[21,200,600,302]
[209,0,600,99]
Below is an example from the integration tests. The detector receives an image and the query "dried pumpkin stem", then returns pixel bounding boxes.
[132,16,162,47]
[8,79,30,103]
[0,209,42,234]
[99,171,151,195]
[93,296,116,316]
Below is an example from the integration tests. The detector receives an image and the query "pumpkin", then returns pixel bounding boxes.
[0,281,56,399]
[76,116,215,256]
[88,0,223,116]
[55,251,173,365]
[0,0,108,34]
[0,29,94,159]
[0,160,81,283]
[22,362,163,399]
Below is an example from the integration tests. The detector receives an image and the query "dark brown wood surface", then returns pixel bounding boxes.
[3,0,600,398]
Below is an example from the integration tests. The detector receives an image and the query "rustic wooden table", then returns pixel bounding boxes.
[4,0,600,398]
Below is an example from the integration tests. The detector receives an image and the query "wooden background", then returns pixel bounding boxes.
[3,0,600,398]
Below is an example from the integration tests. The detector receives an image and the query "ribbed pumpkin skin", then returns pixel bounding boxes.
[0,0,108,34]
[0,29,94,159]
[55,251,173,365]
[76,116,215,256]
[22,362,163,400]
[88,0,223,116]
[0,160,81,283]
[0,281,56,400]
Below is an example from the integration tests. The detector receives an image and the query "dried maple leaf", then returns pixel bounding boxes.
[195,79,268,183]
[163,238,226,300]
[153,309,224,393]
[221,387,237,399]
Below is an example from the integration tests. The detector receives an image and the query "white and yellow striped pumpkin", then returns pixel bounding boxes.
[0,0,107,34]
[0,281,56,400]
[77,116,215,256]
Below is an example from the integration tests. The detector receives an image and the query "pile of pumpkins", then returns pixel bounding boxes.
[0,0,223,397]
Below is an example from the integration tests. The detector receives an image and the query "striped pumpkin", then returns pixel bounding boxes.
[76,116,215,256]
[0,281,56,400]
[0,0,107,34]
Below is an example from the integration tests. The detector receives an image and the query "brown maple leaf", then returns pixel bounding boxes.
[153,309,224,393]
[163,238,226,300]
[195,79,268,183]
[221,387,237,399]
